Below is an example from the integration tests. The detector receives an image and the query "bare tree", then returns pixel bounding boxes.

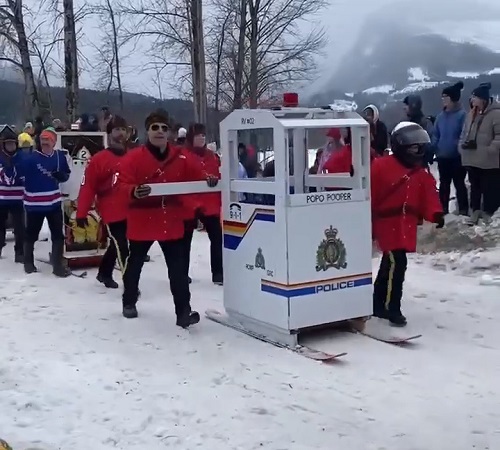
[208,0,327,109]
[121,0,208,122]
[0,0,40,117]
[62,0,79,122]
[29,24,63,116]
[89,0,125,110]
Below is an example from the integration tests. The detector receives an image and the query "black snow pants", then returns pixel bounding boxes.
[0,203,25,256]
[182,214,223,279]
[122,239,191,317]
[25,208,64,242]
[466,167,500,215]
[373,250,407,318]
[437,157,468,214]
[98,219,129,278]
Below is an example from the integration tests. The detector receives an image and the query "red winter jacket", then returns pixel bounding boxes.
[323,144,378,175]
[371,155,442,253]
[186,146,221,217]
[117,143,205,241]
[76,148,130,224]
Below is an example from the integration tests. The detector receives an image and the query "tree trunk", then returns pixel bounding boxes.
[107,0,123,111]
[63,0,79,123]
[233,0,247,109]
[189,0,207,123]
[12,0,39,118]
[248,0,259,108]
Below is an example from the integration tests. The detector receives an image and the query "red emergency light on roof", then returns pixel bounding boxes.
[283,92,299,107]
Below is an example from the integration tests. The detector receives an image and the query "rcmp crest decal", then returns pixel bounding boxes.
[315,226,347,271]
[255,248,265,270]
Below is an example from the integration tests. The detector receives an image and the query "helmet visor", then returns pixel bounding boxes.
[393,126,430,147]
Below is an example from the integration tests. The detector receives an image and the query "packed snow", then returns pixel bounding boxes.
[392,81,442,96]
[2,221,500,449]
[447,71,480,79]
[329,99,357,111]
[362,85,394,95]
[407,67,429,82]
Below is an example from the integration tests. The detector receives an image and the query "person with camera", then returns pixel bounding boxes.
[459,82,500,224]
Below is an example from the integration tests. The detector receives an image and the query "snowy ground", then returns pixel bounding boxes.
[1,228,500,449]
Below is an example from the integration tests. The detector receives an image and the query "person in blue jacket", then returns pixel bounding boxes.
[0,126,26,262]
[20,127,71,277]
[432,81,469,215]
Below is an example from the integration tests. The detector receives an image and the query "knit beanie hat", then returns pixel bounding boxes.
[472,82,492,101]
[326,128,341,140]
[442,81,464,102]
[145,109,170,130]
[106,115,128,134]
[186,123,206,143]
[40,127,57,144]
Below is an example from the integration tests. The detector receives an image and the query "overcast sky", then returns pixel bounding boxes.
[16,0,500,99]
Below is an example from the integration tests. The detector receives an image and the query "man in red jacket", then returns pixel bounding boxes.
[76,115,130,288]
[116,110,218,327]
[371,122,444,327]
[182,123,223,285]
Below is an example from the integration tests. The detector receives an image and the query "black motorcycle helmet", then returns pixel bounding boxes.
[0,126,18,152]
[390,121,430,168]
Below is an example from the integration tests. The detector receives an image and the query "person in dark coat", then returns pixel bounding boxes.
[431,81,468,215]
[362,104,388,156]
[403,95,435,166]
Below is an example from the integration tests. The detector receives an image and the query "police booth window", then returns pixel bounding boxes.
[237,127,276,205]
[304,125,359,197]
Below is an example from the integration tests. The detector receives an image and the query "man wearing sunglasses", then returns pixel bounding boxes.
[116,110,218,328]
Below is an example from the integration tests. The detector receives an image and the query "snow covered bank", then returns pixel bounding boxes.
[416,212,500,276]
[1,233,500,449]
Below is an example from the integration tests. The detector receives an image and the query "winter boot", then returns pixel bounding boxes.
[122,305,138,319]
[23,241,37,274]
[176,310,200,328]
[467,210,481,226]
[212,273,223,286]
[388,314,407,327]
[481,211,492,225]
[51,240,71,278]
[97,273,119,289]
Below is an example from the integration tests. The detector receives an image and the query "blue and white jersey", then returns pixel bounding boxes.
[20,149,71,212]
[0,151,26,205]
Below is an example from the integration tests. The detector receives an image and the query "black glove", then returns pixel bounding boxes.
[52,171,67,182]
[434,212,445,229]
[76,217,88,228]
[206,176,218,188]
[133,184,151,199]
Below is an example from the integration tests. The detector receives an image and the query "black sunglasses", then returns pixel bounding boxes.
[150,124,169,132]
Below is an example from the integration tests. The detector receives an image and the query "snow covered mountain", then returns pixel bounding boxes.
[309,2,500,121]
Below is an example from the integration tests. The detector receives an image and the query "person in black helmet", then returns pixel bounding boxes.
[0,126,26,262]
[371,121,444,326]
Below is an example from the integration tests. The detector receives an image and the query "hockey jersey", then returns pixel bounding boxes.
[20,150,71,212]
[0,150,26,206]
